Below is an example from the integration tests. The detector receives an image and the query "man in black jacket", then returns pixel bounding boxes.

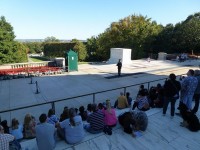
[163,73,181,117]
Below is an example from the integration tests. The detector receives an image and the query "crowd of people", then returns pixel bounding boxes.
[0,98,148,150]
[1,69,200,150]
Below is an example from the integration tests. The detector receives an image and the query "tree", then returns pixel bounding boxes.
[23,42,43,54]
[93,15,162,60]
[86,36,99,61]
[72,39,87,61]
[173,13,200,54]
[0,16,15,41]
[44,36,60,43]
[0,16,27,64]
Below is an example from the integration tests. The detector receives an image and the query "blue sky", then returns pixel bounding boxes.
[0,0,199,40]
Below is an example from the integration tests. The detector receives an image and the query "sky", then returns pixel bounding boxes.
[0,0,200,40]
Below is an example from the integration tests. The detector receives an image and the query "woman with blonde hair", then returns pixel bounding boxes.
[23,113,36,139]
[102,100,117,127]
[10,118,23,141]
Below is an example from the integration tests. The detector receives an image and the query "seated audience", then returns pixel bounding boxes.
[47,108,59,126]
[154,83,164,108]
[118,110,148,137]
[0,120,10,134]
[87,103,92,116]
[137,84,149,97]
[102,100,117,127]
[0,125,15,150]
[114,92,129,109]
[148,86,157,107]
[57,108,85,144]
[126,92,133,106]
[85,103,104,134]
[78,106,88,121]
[10,118,23,142]
[59,106,69,122]
[132,90,150,111]
[36,113,56,150]
[23,113,36,139]
[98,103,105,111]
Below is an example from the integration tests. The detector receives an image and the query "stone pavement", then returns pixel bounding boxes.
[0,59,199,124]
[1,59,200,150]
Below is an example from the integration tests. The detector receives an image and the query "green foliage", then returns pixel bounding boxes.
[23,42,43,53]
[44,36,60,43]
[173,13,200,54]
[0,16,15,41]
[87,15,162,60]
[0,41,28,64]
[153,12,200,55]
[43,42,76,58]
[72,39,87,61]
[0,16,27,64]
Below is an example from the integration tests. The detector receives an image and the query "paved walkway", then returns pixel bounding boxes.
[0,59,200,150]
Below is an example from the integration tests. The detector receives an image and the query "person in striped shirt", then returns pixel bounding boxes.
[84,103,104,134]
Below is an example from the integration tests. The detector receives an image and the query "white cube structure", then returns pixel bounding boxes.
[158,52,167,60]
[108,48,132,64]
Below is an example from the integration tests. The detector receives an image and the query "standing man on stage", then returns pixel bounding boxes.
[117,59,122,77]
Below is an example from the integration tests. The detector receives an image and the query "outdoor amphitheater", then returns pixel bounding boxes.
[1,59,200,150]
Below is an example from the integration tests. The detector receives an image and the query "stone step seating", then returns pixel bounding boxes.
[20,107,162,150]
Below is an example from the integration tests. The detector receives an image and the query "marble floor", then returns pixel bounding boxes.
[1,59,200,150]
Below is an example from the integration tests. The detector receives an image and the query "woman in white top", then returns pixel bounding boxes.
[10,118,23,141]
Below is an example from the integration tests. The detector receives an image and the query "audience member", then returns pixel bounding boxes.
[47,108,59,126]
[0,124,21,150]
[192,70,200,114]
[126,92,132,106]
[85,104,104,134]
[137,84,148,97]
[10,118,23,142]
[102,100,117,127]
[148,86,157,107]
[0,120,10,134]
[0,125,15,150]
[132,90,150,111]
[179,69,198,125]
[23,113,36,139]
[118,111,148,137]
[87,104,92,116]
[78,106,88,121]
[57,108,85,144]
[59,107,69,122]
[163,73,181,117]
[114,92,129,109]
[153,83,164,108]
[98,103,105,111]
[36,113,56,150]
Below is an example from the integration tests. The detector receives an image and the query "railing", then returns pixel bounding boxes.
[0,77,170,124]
